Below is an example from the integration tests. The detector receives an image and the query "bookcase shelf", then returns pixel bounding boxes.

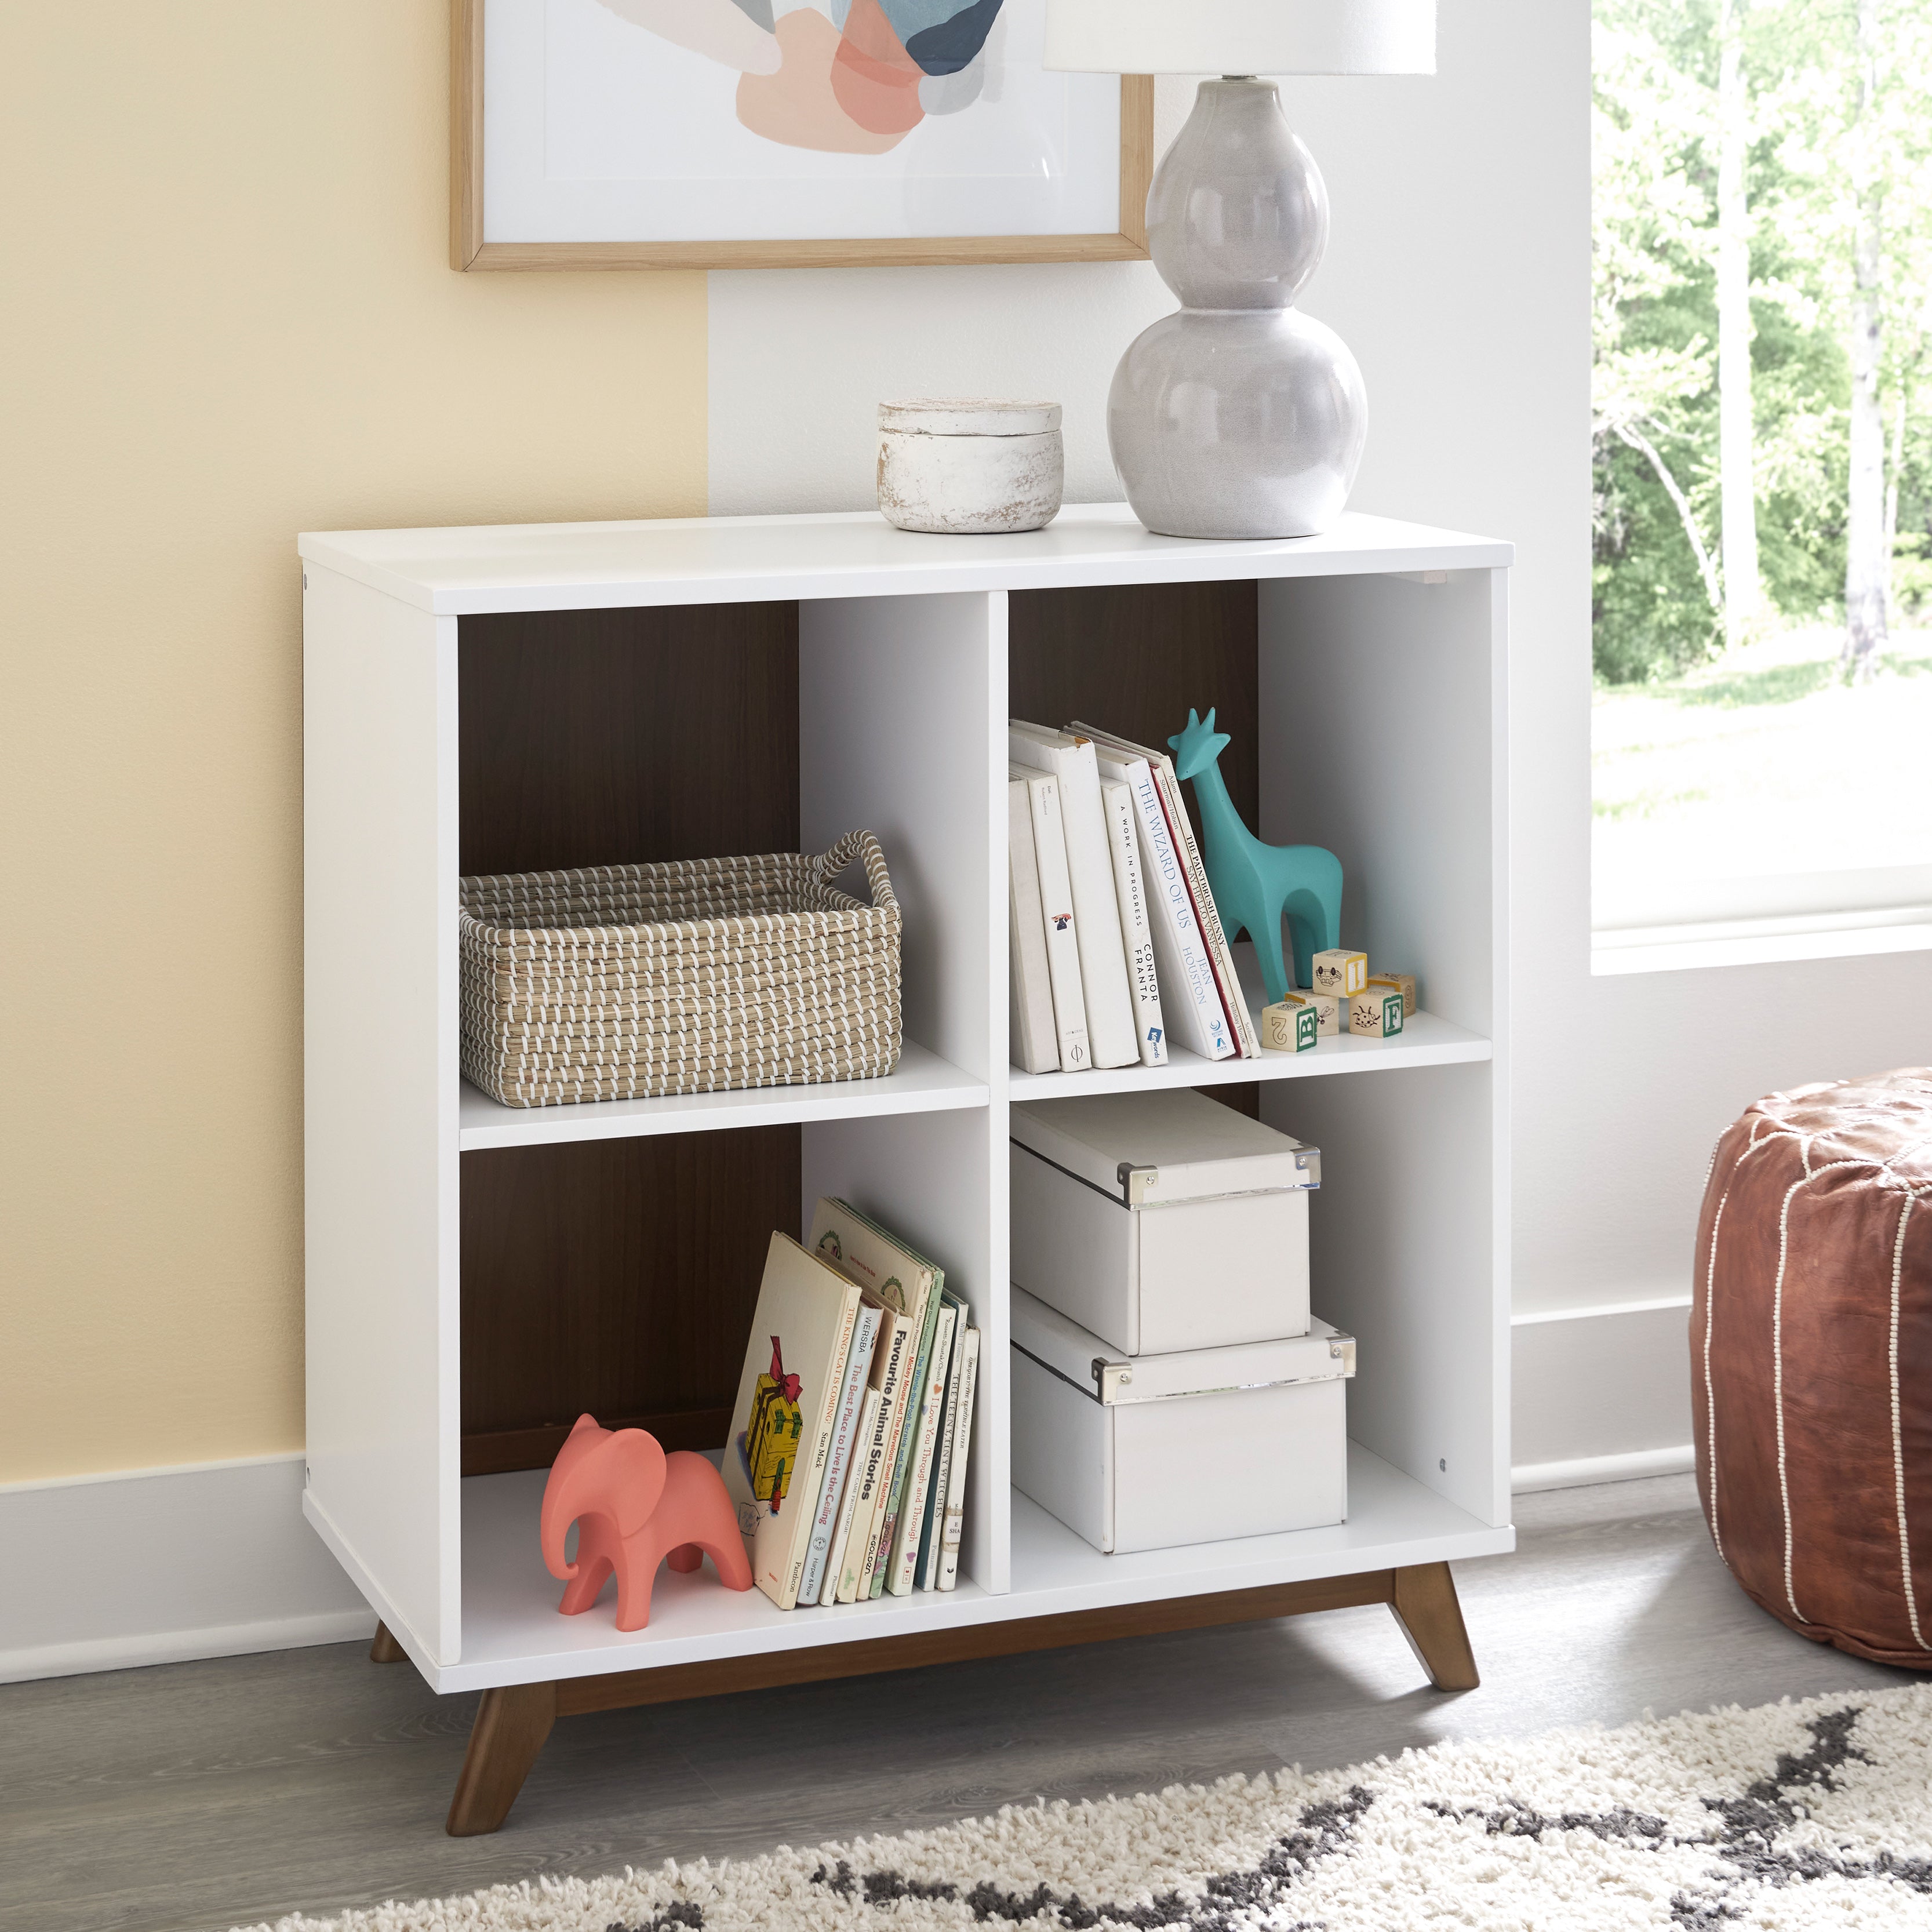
[301,504,1514,1826]
[458,1043,989,1151]
[307,1442,1511,1695]
[1010,999,1491,1104]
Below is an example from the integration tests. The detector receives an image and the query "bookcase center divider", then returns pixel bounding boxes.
[301,505,1515,1838]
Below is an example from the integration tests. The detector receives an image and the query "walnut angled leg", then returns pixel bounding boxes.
[446,1682,558,1836]
[1388,1561,1480,1691]
[369,1621,409,1664]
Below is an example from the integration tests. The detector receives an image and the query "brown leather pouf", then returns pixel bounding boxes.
[1692,1067,1932,1666]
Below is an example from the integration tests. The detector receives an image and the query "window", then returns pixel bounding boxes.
[1591,0,1932,970]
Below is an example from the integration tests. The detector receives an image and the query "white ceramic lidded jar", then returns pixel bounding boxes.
[876,398,1064,534]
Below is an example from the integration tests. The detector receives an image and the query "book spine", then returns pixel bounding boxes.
[797,1304,878,1609]
[1023,775,1090,1073]
[834,1385,890,1603]
[837,1309,909,1602]
[821,1386,880,1606]
[889,1305,958,1596]
[1015,732,1138,1068]
[856,1471,892,1600]
[781,1294,862,1611]
[867,1284,944,1598]
[1155,756,1260,1058]
[914,1345,958,1592]
[918,1307,971,1590]
[1101,781,1168,1067]
[936,1328,980,1592]
[1007,777,1059,1075]
[1114,757,1231,1061]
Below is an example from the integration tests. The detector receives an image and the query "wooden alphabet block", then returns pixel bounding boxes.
[1348,988,1405,1038]
[1312,949,1368,998]
[1262,998,1320,1053]
[1304,990,1341,1036]
[1369,971,1417,1018]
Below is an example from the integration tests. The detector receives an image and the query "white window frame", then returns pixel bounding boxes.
[1591,861,1932,974]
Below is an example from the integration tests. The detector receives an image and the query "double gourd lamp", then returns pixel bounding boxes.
[1044,1,1436,539]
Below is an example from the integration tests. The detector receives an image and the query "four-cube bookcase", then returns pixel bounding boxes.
[300,504,1515,1832]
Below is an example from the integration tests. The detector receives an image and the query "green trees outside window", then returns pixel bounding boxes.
[1592,0,1932,932]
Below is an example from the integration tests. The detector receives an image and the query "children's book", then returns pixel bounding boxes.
[1008,775,1061,1075]
[804,1198,945,1599]
[1101,779,1167,1067]
[915,1299,972,1591]
[818,1385,881,1607]
[722,1232,865,1610]
[935,1326,980,1592]
[1010,723,1138,1068]
[887,1294,959,1595]
[1011,765,1089,1072]
[832,1302,912,1602]
[796,1300,881,1609]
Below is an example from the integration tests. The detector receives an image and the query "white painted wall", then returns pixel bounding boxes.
[0,1457,372,1682]
[710,0,1932,1480]
[707,83,1194,514]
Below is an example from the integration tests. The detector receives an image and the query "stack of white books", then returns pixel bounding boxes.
[1007,721,1261,1075]
[723,1202,980,1610]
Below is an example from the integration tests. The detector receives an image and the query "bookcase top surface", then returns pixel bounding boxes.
[298,504,1513,616]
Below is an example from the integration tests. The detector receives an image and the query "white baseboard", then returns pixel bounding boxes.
[1510,1294,1695,1486]
[0,1454,374,1683]
[1512,1444,1697,1493]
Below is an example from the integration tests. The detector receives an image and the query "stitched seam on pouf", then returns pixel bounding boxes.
[1774,1174,1810,1623]
[1770,1158,1869,1625]
[1891,1188,1930,1651]
[1704,1189,1730,1567]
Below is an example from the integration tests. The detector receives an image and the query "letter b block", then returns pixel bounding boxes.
[1262,998,1320,1053]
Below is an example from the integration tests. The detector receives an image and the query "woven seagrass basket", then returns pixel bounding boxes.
[460,830,902,1107]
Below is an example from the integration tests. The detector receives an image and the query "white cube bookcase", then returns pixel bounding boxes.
[300,504,1514,1832]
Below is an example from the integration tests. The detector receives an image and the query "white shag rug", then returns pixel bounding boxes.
[235,1683,1932,1932]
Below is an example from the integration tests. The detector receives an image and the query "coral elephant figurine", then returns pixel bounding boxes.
[1169,708,1343,1005]
[539,1414,752,1631]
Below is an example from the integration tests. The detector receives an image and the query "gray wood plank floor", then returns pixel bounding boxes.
[0,1475,1918,1932]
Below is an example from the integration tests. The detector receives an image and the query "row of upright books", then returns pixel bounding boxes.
[1008,720,1262,1075]
[722,1200,979,1611]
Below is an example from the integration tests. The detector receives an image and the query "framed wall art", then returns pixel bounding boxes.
[450,0,1154,270]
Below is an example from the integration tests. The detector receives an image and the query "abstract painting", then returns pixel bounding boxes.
[453,0,1152,269]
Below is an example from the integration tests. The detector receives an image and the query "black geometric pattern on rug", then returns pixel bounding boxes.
[799,1787,1369,1930]
[1424,1707,1932,1927]
[583,1708,1932,1932]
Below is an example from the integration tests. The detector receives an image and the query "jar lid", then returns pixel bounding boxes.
[879,397,1062,436]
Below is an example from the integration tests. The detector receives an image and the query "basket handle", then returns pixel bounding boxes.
[815,830,898,912]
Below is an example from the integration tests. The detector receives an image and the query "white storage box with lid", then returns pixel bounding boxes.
[1011,1287,1355,1554]
[1011,1089,1319,1356]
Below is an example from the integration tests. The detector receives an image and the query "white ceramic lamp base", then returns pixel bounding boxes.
[1108,79,1367,541]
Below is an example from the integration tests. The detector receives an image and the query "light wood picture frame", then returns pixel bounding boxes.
[450,0,1152,271]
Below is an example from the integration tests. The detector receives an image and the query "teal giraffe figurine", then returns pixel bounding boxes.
[1169,708,1343,1005]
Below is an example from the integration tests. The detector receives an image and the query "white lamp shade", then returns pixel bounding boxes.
[1043,0,1435,77]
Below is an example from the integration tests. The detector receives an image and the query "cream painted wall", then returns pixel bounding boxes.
[0,3,707,1483]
